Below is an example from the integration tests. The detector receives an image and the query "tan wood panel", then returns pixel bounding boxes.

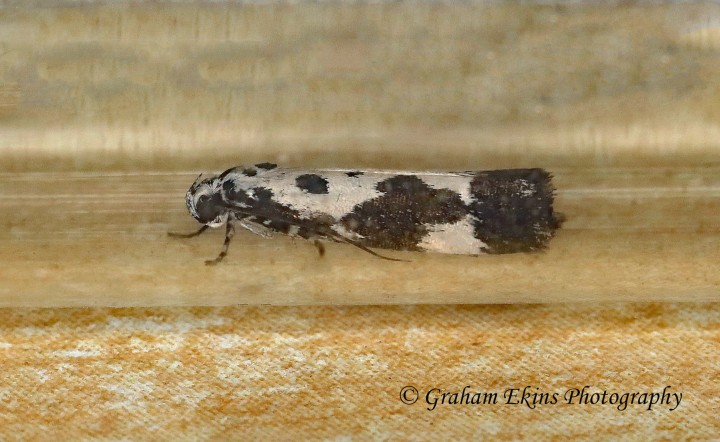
[2,3,720,172]
[1,3,719,305]
[1,166,717,306]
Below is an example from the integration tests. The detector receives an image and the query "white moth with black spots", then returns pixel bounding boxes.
[170,162,563,265]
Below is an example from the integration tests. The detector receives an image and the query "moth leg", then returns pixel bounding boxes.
[168,225,209,239]
[238,219,274,239]
[205,222,236,266]
[313,240,325,258]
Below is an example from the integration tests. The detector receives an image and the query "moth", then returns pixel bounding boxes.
[170,163,563,265]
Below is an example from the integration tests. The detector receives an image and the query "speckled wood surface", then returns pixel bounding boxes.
[0,304,717,439]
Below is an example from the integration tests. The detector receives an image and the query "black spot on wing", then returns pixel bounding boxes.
[255,162,277,170]
[346,171,364,177]
[232,186,334,239]
[296,174,329,194]
[468,168,562,253]
[222,180,253,207]
[340,175,467,251]
[247,187,296,235]
[253,187,274,201]
[242,168,257,177]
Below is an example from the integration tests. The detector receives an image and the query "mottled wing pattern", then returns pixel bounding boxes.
[217,165,561,256]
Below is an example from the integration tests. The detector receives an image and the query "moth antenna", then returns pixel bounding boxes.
[325,231,409,262]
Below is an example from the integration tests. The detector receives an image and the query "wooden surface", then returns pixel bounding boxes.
[1,166,719,306]
[4,2,720,173]
[1,3,720,305]
[1,304,718,439]
[1,3,719,441]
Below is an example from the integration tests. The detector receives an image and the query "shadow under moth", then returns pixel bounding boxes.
[170,163,563,265]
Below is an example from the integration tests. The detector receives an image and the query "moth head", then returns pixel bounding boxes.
[186,174,228,227]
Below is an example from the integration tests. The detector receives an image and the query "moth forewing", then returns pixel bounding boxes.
[171,163,562,264]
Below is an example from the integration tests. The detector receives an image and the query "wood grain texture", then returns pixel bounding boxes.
[1,165,718,306]
[1,3,719,440]
[1,3,719,305]
[0,304,717,439]
[2,2,720,172]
